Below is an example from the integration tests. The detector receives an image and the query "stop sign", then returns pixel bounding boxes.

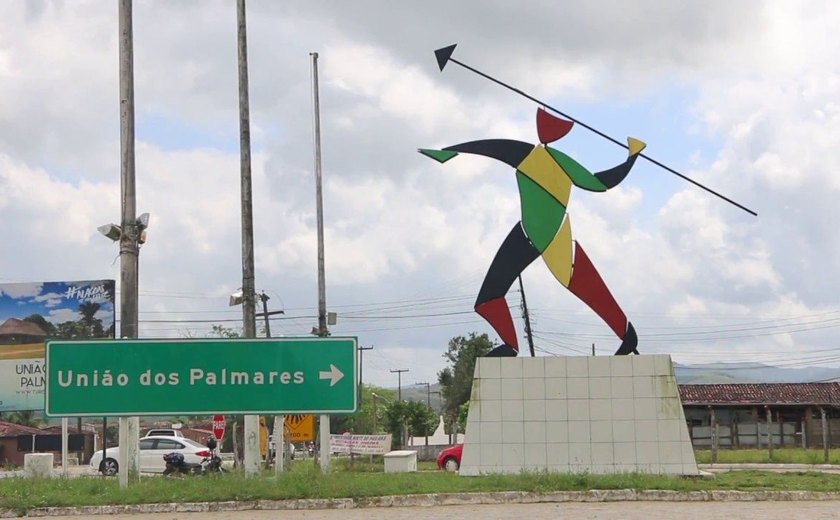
[212,415,226,441]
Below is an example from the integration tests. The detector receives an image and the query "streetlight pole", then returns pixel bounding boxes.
[390,369,409,401]
[310,51,331,473]
[236,0,260,478]
[117,0,140,488]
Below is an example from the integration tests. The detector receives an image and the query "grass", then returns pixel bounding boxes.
[694,448,840,465]
[3,457,840,514]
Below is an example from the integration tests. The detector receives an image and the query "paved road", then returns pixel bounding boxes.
[41,501,840,520]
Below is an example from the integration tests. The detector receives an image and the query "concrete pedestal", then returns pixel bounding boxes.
[24,453,54,478]
[384,450,417,473]
[460,355,698,476]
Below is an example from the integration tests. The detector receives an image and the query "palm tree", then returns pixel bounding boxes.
[6,410,43,428]
[77,301,103,338]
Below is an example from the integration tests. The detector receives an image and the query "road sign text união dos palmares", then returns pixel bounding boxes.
[56,368,305,388]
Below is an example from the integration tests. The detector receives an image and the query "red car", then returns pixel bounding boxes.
[436,444,463,471]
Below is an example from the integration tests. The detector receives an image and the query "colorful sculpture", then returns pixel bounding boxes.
[420,108,645,357]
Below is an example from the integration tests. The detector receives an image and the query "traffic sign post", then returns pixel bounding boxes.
[45,337,358,416]
[213,415,226,441]
[285,414,315,442]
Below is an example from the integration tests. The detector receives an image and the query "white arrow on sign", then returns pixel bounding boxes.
[319,364,344,387]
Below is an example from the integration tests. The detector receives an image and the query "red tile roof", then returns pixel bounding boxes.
[679,383,840,406]
[0,419,44,436]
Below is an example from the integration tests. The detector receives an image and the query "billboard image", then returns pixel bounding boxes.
[0,280,115,412]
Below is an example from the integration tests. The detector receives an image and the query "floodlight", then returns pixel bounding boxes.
[137,213,150,229]
[229,289,244,307]
[97,223,122,241]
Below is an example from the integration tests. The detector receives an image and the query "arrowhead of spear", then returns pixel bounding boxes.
[434,44,457,71]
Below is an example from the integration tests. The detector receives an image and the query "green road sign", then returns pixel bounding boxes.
[45,337,357,417]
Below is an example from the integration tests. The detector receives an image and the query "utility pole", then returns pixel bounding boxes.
[415,382,431,446]
[310,51,331,473]
[391,369,409,401]
[518,276,535,357]
[415,382,431,407]
[592,343,595,356]
[256,290,286,477]
[259,292,270,338]
[358,345,373,409]
[256,291,284,338]
[117,0,140,488]
[236,0,260,478]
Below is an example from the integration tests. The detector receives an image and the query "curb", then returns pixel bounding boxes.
[7,490,840,517]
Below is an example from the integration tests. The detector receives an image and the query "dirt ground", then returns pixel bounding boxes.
[42,501,840,520]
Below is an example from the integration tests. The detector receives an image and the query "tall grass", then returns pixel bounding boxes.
[3,462,840,514]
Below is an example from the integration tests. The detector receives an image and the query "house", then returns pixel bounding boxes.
[679,383,840,449]
[0,420,44,467]
[0,318,48,345]
[0,420,97,467]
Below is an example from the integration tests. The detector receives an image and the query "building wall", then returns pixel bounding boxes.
[0,432,95,467]
[685,405,840,449]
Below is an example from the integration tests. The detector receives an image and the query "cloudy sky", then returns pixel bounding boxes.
[1,0,838,389]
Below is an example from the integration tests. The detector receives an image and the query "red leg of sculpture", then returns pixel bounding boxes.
[567,241,638,355]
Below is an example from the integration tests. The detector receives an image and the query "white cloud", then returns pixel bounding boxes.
[0,1,839,390]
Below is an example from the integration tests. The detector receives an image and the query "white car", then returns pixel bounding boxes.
[90,435,212,475]
[142,428,184,438]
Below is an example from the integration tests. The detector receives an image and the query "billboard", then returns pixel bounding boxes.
[0,280,115,412]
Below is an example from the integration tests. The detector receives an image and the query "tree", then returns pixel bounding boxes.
[78,301,104,337]
[330,384,391,435]
[210,324,241,338]
[437,333,495,421]
[6,410,43,428]
[382,400,437,448]
[23,314,55,336]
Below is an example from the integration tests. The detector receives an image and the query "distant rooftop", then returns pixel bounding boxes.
[679,382,840,406]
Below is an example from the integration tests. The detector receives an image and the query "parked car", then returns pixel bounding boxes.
[268,435,296,460]
[142,428,184,438]
[90,435,211,475]
[436,444,463,471]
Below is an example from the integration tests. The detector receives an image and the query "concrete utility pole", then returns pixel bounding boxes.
[312,52,327,338]
[358,345,373,408]
[310,51,331,473]
[391,369,409,401]
[117,0,140,488]
[236,0,260,478]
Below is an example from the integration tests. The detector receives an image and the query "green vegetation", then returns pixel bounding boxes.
[383,400,438,448]
[695,448,840,465]
[437,333,495,430]
[3,460,840,515]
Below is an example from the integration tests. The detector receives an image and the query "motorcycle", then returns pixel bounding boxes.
[200,453,225,473]
[201,435,225,474]
[162,452,203,476]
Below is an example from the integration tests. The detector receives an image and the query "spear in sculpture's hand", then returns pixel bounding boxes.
[433,44,757,217]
